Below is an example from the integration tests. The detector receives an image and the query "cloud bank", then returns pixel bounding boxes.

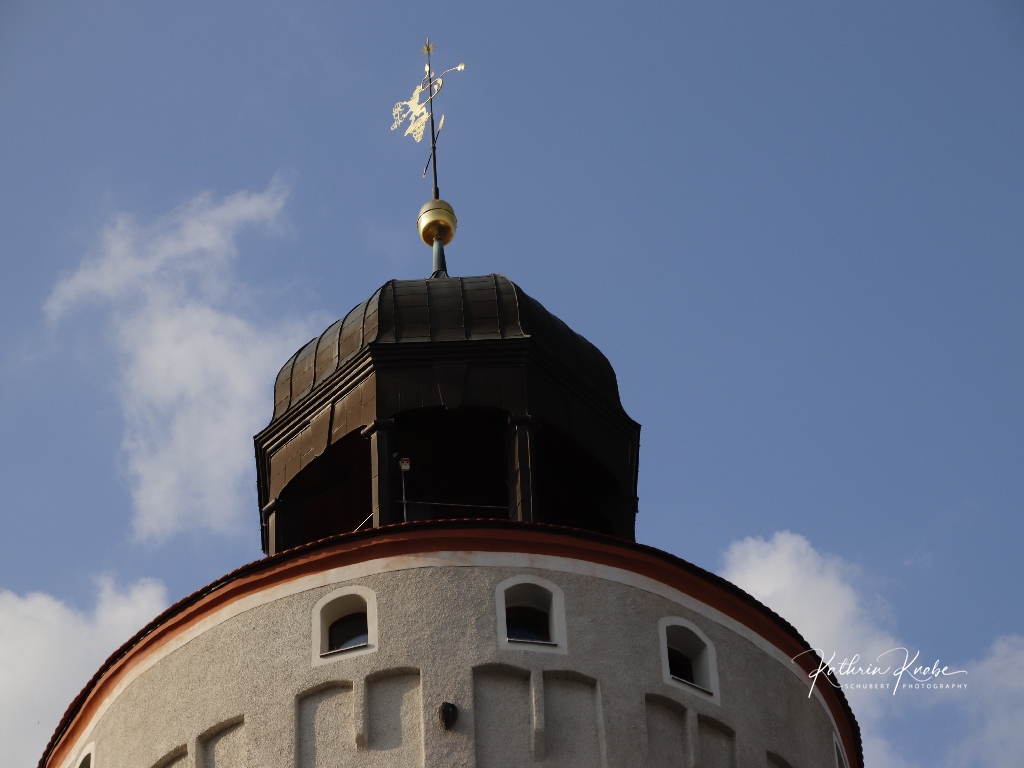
[722,531,1024,768]
[722,531,908,766]
[45,182,312,542]
[0,579,168,768]
[951,634,1024,768]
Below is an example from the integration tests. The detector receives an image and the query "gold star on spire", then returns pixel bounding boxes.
[421,38,434,56]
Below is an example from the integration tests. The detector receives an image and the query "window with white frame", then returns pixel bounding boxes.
[659,616,719,703]
[495,575,567,654]
[505,582,553,643]
[311,585,378,666]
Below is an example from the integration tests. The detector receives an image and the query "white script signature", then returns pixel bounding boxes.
[792,647,967,697]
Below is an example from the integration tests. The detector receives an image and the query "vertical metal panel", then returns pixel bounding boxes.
[463,275,501,339]
[305,406,332,468]
[427,277,466,341]
[271,434,300,499]
[336,302,365,367]
[297,423,315,470]
[291,338,319,404]
[328,374,378,445]
[394,280,430,342]
[314,319,343,388]
[362,287,382,346]
[273,352,299,420]
[462,367,502,409]
[269,445,289,499]
[331,396,350,445]
[376,282,396,343]
[495,276,524,338]
[358,375,377,427]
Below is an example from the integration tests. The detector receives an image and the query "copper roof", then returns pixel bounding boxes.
[270,275,622,423]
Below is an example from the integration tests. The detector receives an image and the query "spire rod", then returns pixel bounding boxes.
[424,38,440,200]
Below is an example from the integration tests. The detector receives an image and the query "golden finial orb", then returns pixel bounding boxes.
[417,199,457,245]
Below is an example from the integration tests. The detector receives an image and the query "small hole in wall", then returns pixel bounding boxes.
[438,701,458,730]
[328,612,368,652]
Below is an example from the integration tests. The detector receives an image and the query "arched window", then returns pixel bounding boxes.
[504,583,553,643]
[660,617,719,702]
[312,586,378,665]
[495,576,567,654]
[666,624,710,690]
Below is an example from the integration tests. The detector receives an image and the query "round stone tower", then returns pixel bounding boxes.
[40,271,862,768]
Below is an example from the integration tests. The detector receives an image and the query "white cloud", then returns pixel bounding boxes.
[44,184,288,323]
[45,181,314,541]
[722,531,897,663]
[721,531,907,767]
[0,579,168,768]
[949,634,1024,768]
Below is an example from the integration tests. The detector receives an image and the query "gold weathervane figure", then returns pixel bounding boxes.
[391,83,432,142]
[391,40,465,190]
[391,39,466,277]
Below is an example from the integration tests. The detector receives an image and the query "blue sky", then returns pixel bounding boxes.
[1,2,1022,765]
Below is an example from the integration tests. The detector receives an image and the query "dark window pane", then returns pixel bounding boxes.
[328,612,368,652]
[506,606,550,642]
[668,647,694,683]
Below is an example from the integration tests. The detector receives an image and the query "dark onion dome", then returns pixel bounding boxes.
[255,273,641,553]
[271,275,622,422]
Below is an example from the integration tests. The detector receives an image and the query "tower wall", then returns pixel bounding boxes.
[44,525,859,768]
